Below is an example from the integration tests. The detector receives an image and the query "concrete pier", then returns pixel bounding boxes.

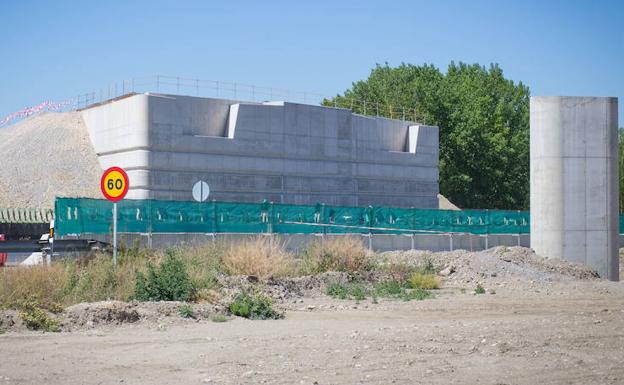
[530,96,619,280]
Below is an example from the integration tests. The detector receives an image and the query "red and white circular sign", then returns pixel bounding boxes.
[100,166,129,202]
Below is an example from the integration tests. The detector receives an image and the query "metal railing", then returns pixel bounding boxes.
[2,74,427,127]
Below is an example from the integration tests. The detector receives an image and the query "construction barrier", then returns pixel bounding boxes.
[54,197,530,236]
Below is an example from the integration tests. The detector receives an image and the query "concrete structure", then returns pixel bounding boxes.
[71,231,531,253]
[81,93,439,208]
[530,96,619,280]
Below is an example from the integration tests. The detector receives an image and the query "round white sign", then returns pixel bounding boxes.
[192,181,210,202]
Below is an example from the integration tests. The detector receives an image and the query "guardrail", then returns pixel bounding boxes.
[2,74,428,128]
[0,208,54,224]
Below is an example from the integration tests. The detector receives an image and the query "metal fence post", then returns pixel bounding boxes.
[212,200,218,233]
[321,203,327,235]
[147,199,153,249]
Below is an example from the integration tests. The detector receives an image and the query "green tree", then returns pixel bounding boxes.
[323,62,530,209]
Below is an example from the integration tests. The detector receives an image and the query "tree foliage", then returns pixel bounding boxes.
[323,62,530,209]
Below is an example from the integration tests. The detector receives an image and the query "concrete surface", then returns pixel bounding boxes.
[70,232,531,254]
[81,93,439,208]
[530,96,619,280]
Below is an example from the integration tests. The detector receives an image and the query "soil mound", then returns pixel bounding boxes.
[0,112,102,209]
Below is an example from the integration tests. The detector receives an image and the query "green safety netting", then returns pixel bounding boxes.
[55,197,532,236]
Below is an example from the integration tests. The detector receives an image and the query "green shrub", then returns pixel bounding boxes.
[65,257,124,302]
[177,304,195,318]
[350,284,368,300]
[134,252,195,301]
[327,279,434,302]
[326,282,349,299]
[16,300,60,332]
[326,281,370,300]
[400,288,432,301]
[228,292,283,320]
[211,314,229,323]
[374,280,404,296]
[475,284,486,294]
[421,257,438,275]
[409,273,440,290]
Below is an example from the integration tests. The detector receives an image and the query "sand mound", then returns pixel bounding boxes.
[0,112,102,209]
[437,194,460,210]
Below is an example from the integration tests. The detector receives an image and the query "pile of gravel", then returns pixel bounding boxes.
[0,112,102,209]
[377,246,600,292]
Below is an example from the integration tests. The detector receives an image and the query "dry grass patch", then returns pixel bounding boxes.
[0,263,69,308]
[303,236,373,273]
[409,272,440,290]
[222,237,293,279]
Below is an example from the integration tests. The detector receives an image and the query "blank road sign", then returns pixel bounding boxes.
[192,181,210,202]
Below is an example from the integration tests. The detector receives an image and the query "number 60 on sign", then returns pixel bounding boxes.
[100,166,129,202]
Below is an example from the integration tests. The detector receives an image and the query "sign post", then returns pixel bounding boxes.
[101,166,129,266]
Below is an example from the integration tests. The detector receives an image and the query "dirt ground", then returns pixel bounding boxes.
[2,247,624,385]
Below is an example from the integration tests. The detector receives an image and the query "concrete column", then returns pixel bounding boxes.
[530,96,619,280]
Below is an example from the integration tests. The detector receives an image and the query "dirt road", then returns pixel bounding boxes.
[2,281,624,385]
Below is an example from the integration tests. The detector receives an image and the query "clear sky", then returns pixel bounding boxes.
[1,0,622,122]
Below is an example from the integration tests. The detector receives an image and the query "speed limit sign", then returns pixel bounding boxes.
[100,166,129,266]
[101,166,129,202]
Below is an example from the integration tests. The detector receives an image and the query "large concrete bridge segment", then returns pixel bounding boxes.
[81,93,440,208]
[530,96,619,280]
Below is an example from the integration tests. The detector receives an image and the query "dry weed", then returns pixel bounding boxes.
[303,236,373,273]
[222,236,293,279]
[0,264,69,307]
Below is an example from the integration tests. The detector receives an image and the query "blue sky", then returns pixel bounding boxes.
[1,0,622,122]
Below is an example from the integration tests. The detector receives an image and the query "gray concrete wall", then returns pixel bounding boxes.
[530,96,619,280]
[72,232,531,254]
[81,93,439,208]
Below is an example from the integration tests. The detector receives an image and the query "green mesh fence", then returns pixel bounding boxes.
[55,197,532,236]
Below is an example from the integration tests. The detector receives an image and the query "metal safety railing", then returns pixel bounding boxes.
[2,74,427,128]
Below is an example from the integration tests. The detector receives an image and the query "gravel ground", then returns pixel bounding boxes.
[0,112,102,209]
[1,247,624,384]
[1,285,623,385]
